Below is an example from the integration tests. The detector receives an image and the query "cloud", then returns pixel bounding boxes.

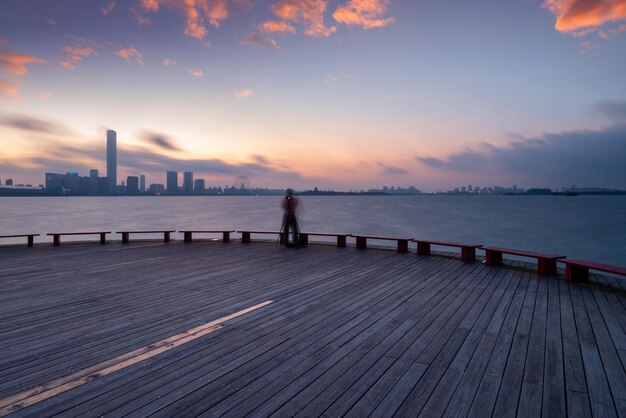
[0,46,46,99]
[37,93,53,101]
[115,46,143,64]
[333,0,395,29]
[0,113,70,135]
[542,0,626,35]
[42,16,57,26]
[188,68,204,77]
[142,131,181,151]
[0,48,47,76]
[270,0,337,37]
[0,78,20,99]
[240,32,279,49]
[131,8,152,25]
[324,72,350,84]
[234,88,253,98]
[416,124,626,188]
[101,1,116,16]
[59,45,98,70]
[580,40,599,54]
[258,20,297,34]
[378,163,408,175]
[163,57,177,67]
[593,99,626,122]
[139,0,237,41]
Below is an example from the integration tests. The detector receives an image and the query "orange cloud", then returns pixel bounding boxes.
[163,57,177,67]
[59,45,98,70]
[270,0,337,37]
[333,0,395,29]
[101,1,116,16]
[0,78,21,99]
[139,0,236,41]
[234,88,253,98]
[258,20,297,34]
[115,46,144,64]
[542,0,626,33]
[0,48,47,76]
[188,68,204,77]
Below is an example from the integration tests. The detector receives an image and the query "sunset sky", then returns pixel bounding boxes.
[1,0,625,191]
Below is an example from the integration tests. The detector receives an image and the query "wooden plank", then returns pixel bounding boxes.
[491,269,538,418]
[569,282,619,417]
[542,276,566,418]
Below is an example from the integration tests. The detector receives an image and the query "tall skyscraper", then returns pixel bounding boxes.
[107,130,117,193]
[139,175,146,192]
[183,171,193,193]
[166,171,178,193]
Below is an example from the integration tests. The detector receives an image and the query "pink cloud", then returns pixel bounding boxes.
[234,88,253,98]
[270,0,336,37]
[42,16,57,26]
[0,78,21,99]
[258,20,297,34]
[580,40,600,54]
[0,48,47,76]
[542,0,626,34]
[131,8,152,25]
[163,57,177,67]
[188,68,204,77]
[139,0,240,41]
[101,1,116,16]
[59,45,98,70]
[115,46,144,64]
[333,0,395,29]
[37,92,53,101]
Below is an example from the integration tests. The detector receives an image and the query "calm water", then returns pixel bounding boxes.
[1,195,625,267]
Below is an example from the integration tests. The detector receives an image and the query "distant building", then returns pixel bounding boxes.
[194,179,205,194]
[166,171,178,193]
[5,179,13,186]
[149,183,165,193]
[45,173,63,191]
[89,169,99,194]
[127,176,139,194]
[183,171,194,193]
[107,130,117,193]
[139,175,146,192]
[65,172,79,192]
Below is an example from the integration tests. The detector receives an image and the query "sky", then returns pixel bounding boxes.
[0,0,625,192]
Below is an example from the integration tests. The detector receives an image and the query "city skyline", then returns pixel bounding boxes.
[1,1,626,191]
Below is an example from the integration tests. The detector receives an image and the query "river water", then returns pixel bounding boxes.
[1,195,624,267]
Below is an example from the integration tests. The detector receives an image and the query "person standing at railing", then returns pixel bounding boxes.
[281,188,300,247]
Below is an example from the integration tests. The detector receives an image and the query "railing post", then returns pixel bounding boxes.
[416,242,431,256]
[164,231,171,243]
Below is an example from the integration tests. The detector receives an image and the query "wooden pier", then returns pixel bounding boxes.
[0,241,624,417]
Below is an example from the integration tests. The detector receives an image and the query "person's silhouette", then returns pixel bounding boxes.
[281,188,300,247]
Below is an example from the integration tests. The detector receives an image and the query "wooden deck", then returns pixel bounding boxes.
[0,241,624,417]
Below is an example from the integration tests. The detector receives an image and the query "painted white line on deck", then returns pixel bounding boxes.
[0,300,273,415]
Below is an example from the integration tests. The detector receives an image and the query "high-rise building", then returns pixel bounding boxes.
[127,176,139,194]
[166,171,178,193]
[194,179,205,194]
[139,175,146,192]
[183,171,194,193]
[5,179,13,186]
[107,130,117,193]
